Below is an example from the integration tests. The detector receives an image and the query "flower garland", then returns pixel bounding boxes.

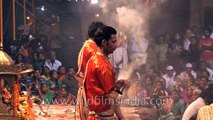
[27,98,35,120]
[14,79,35,120]
[2,87,11,103]
[18,94,35,120]
[13,78,19,116]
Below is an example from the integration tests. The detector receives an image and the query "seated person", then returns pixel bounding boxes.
[186,87,194,104]
[144,76,154,97]
[55,86,76,105]
[58,65,66,81]
[27,69,46,85]
[182,88,208,120]
[165,90,186,120]
[46,70,62,92]
[38,83,56,104]
[62,67,78,96]
[152,81,168,97]
[192,88,202,101]
[136,82,148,98]
[27,69,46,96]
[196,88,213,119]
[197,76,208,90]
[41,66,50,81]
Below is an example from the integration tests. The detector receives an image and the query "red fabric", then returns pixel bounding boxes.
[75,39,98,120]
[85,52,116,113]
[86,115,100,120]
[199,38,213,60]
[22,48,29,57]
[76,39,98,76]
[58,75,65,81]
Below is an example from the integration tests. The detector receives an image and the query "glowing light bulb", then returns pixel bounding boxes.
[41,6,45,11]
[91,0,98,4]
[95,13,100,17]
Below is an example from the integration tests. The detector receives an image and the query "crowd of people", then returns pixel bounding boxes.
[3,21,213,119]
[112,25,213,119]
[8,41,78,104]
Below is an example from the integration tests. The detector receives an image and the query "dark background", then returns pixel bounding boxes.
[2,0,206,68]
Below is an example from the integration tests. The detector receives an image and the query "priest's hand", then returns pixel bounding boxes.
[115,80,128,89]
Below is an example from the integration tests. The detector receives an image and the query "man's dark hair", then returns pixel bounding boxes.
[33,68,41,73]
[204,28,211,33]
[94,26,117,47]
[199,88,208,99]
[155,81,163,86]
[88,22,105,38]
[200,76,209,82]
[208,82,213,90]
[49,70,57,78]
[206,91,213,105]
[62,85,69,93]
[41,83,47,90]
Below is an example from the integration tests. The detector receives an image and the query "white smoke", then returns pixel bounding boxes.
[100,0,149,80]
[98,0,168,99]
[116,6,146,41]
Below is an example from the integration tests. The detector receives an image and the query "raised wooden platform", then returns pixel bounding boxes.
[33,105,142,120]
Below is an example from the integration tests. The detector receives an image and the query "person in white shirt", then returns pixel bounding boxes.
[207,24,213,39]
[196,88,213,120]
[182,94,206,120]
[44,51,62,71]
[110,43,128,75]
[180,63,197,82]
[210,32,213,39]
[182,83,213,120]
[200,61,213,81]
[162,65,176,89]
[129,37,149,64]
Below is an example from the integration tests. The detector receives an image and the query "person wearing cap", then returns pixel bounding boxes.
[162,65,176,89]
[180,63,197,82]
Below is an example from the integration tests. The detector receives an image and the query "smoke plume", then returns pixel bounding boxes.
[100,0,149,80]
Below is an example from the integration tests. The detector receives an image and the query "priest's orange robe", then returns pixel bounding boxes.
[75,39,98,120]
[85,52,116,120]
[76,39,98,77]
